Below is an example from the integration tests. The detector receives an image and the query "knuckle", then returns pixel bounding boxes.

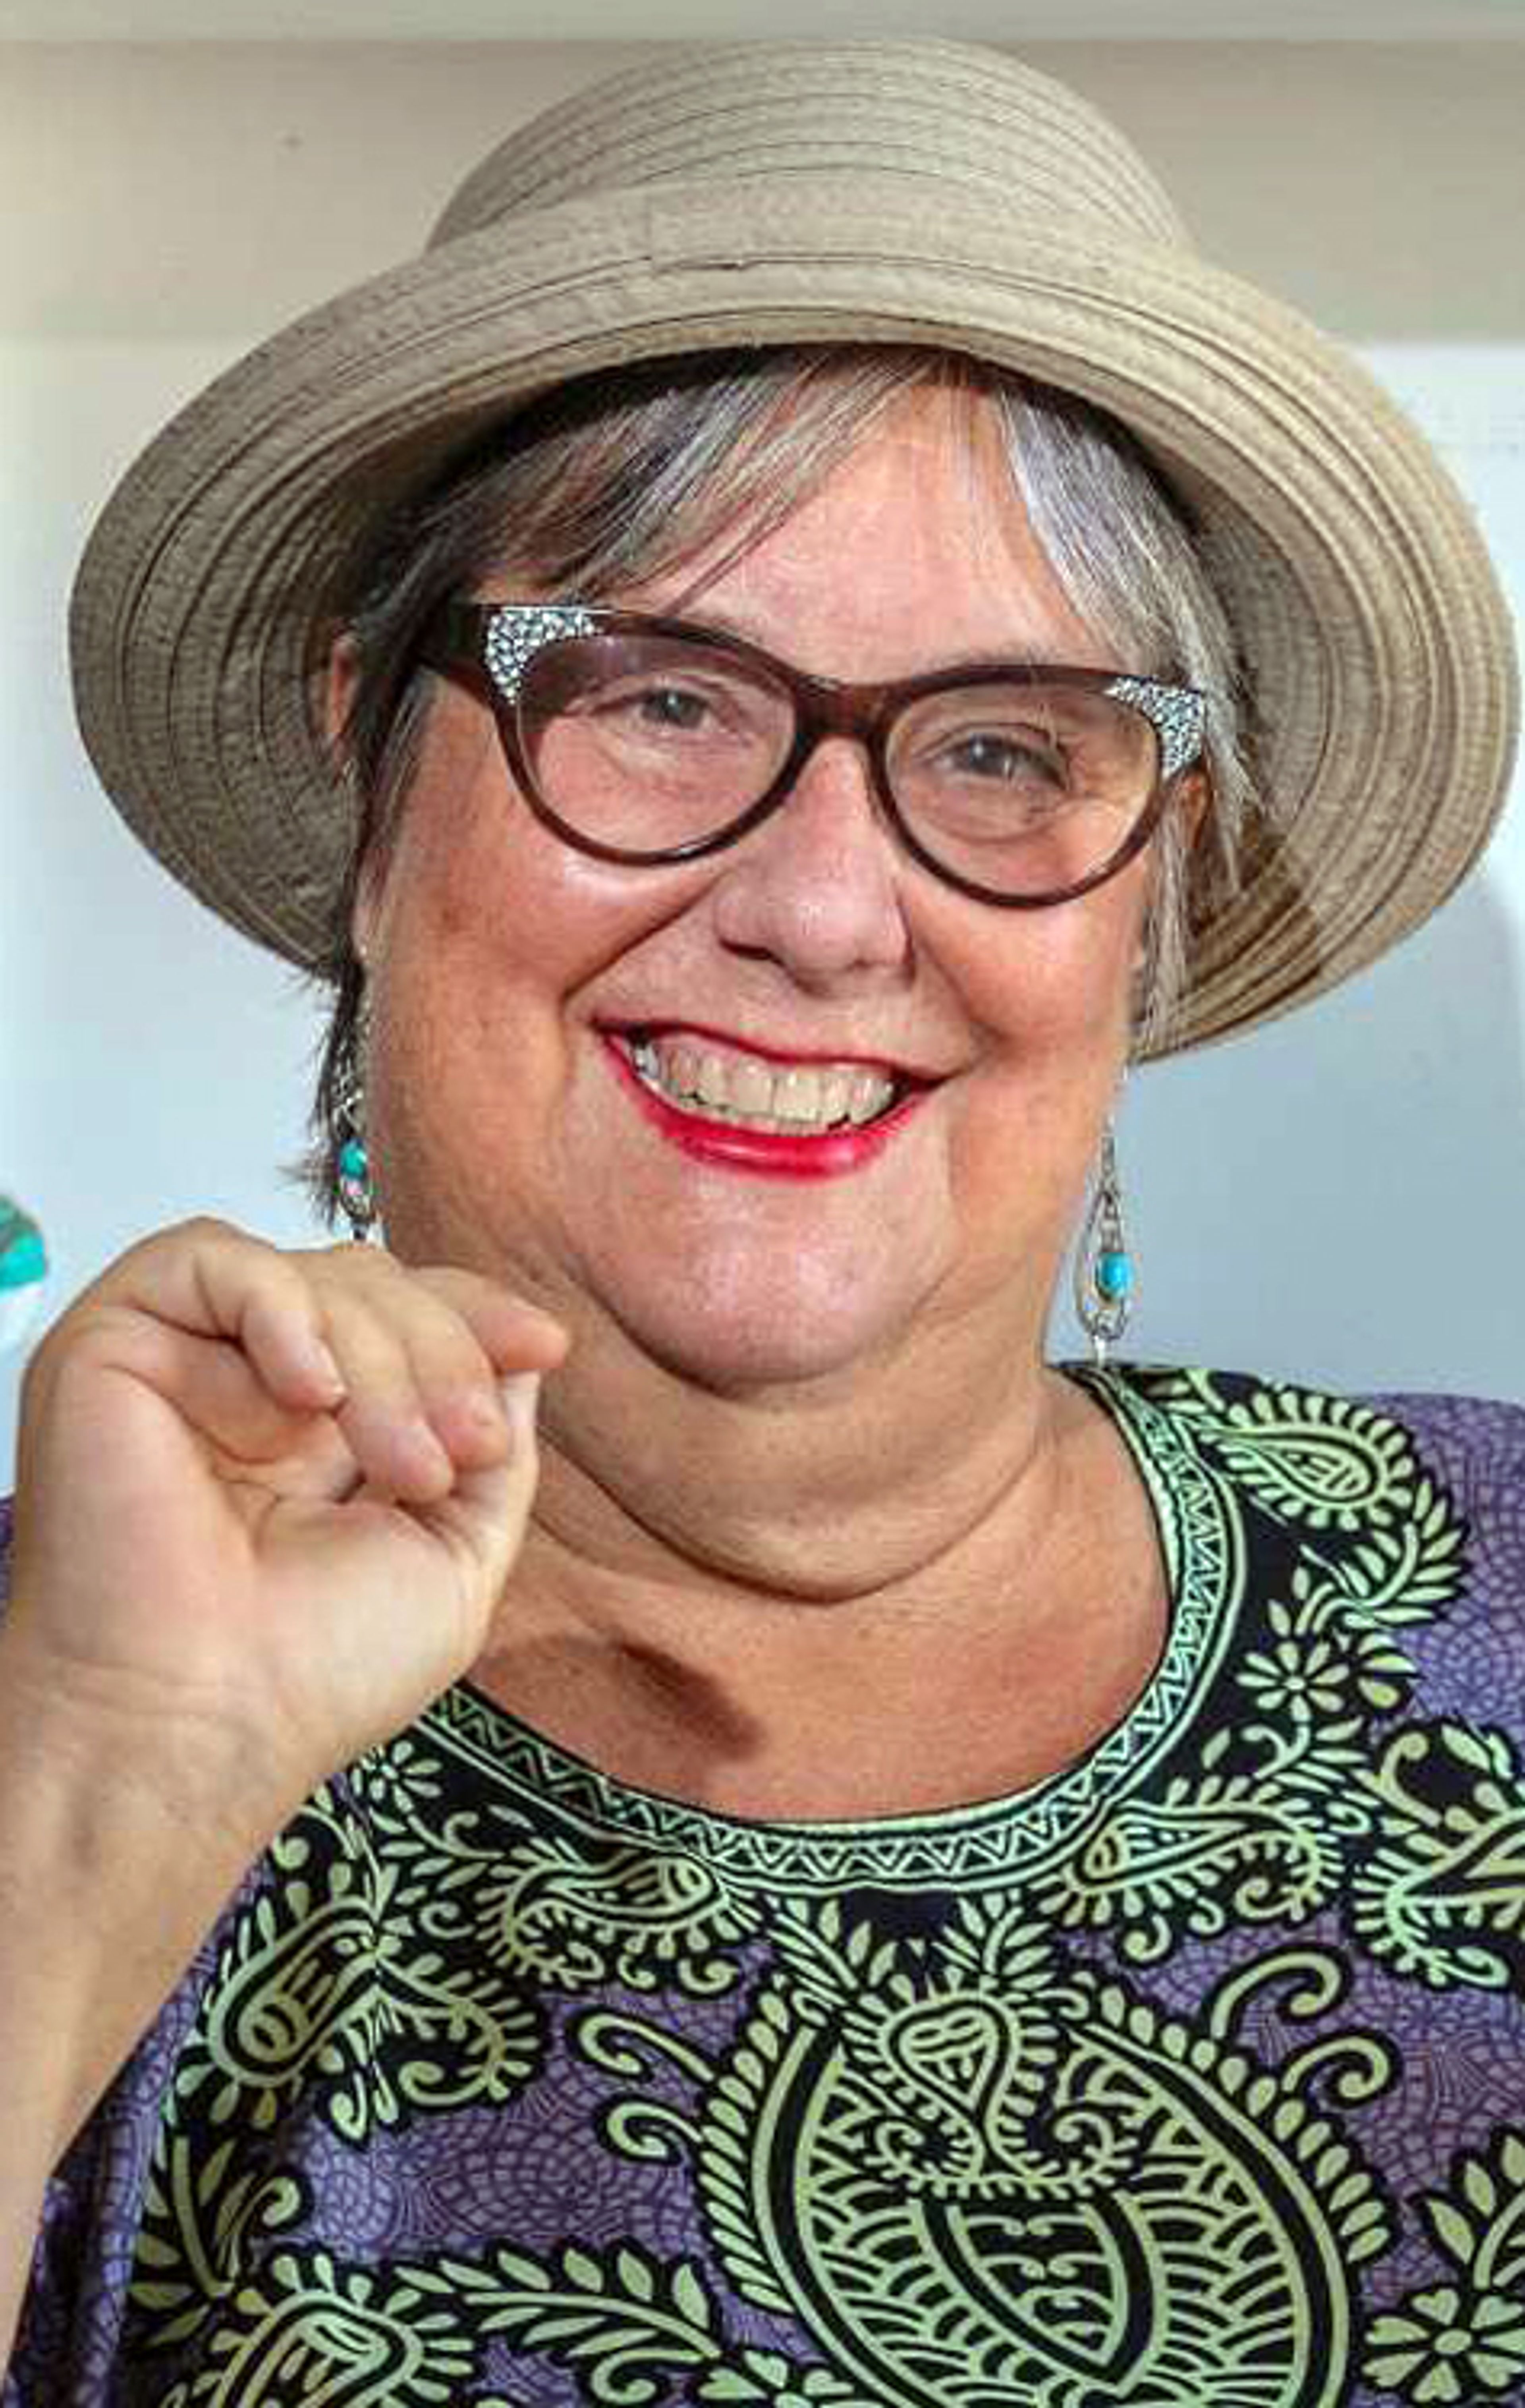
[21,1301,131,1405]
[414,1263,501,1323]
[120,1215,268,1284]
[165,1213,245,1251]
[16,1332,55,1416]
[409,1277,492,1350]
[304,1239,401,1301]
[180,1212,239,1242]
[337,1271,485,1387]
[417,1321,493,1390]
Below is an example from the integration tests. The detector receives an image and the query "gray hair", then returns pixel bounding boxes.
[310,346,1255,1216]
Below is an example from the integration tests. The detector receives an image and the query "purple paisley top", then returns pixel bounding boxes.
[4,1366,1525,2408]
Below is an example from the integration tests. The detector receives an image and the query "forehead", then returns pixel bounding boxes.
[635,386,1107,675]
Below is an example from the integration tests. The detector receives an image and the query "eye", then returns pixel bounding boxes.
[577,680,715,733]
[581,677,743,740]
[943,729,1067,785]
[631,684,711,731]
[921,718,1073,793]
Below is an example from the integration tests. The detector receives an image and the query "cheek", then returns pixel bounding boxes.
[940,871,1145,1071]
[372,714,654,1018]
[358,730,703,1241]
[934,878,1144,1228]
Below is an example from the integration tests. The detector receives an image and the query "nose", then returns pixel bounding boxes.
[708,736,913,989]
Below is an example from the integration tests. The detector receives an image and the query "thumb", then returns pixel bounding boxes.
[486,1368,544,1533]
[423,1369,544,1592]
[499,1369,544,1460]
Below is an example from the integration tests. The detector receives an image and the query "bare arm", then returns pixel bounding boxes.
[0,1704,261,2370]
[0,1220,566,2376]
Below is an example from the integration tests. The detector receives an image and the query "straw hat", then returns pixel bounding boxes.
[69,39,1517,1056]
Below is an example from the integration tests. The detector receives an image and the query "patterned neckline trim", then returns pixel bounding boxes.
[413,1365,1242,1894]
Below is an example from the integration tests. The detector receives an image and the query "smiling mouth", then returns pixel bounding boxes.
[610,1029,919,1137]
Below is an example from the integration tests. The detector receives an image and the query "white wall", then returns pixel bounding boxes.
[3,40,1523,1483]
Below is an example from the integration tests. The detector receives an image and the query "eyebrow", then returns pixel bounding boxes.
[635,601,1091,679]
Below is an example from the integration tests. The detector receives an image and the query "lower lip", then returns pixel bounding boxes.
[604,1039,927,1180]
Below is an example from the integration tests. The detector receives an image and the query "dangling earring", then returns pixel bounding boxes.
[1074,1120,1133,1368]
[334,992,378,1241]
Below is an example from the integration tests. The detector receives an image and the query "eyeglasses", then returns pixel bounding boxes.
[422,601,1207,909]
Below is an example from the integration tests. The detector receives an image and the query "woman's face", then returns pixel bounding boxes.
[359,389,1155,1395]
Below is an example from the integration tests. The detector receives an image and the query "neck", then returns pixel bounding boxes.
[469,1315,1162,1817]
[531,1284,1060,1600]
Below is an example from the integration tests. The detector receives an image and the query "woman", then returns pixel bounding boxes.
[3,39,1523,2408]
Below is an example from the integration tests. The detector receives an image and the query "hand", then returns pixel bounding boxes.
[4,1218,568,1851]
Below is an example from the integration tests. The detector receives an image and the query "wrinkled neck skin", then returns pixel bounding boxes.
[465,1278,1166,1820]
[532,1277,1057,1601]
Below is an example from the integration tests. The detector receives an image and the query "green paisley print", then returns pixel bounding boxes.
[10,1369,1525,2408]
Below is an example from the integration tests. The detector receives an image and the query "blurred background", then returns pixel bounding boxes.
[2,8,1522,1475]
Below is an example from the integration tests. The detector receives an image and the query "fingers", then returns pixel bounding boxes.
[35,1220,568,1511]
[411,1267,568,1377]
[312,1256,567,1503]
[321,1279,496,1501]
[125,1331,351,1471]
[409,1367,547,1583]
[103,1220,351,1416]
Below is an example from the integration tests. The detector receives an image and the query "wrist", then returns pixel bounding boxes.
[0,1610,291,1866]
[0,1648,271,2155]
[0,1750,253,2167]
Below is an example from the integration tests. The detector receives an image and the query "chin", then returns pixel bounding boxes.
[601,1262,939,1398]
[640,1327,878,1396]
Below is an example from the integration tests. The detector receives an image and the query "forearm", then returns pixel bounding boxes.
[0,2000,86,2385]
[0,1672,259,2377]
[0,1223,556,2377]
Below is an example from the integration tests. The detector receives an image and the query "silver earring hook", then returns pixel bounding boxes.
[334,988,378,1242]
[1074,1118,1133,1368]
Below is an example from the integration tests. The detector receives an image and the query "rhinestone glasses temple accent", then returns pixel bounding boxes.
[1103,676,1206,782]
[484,604,600,703]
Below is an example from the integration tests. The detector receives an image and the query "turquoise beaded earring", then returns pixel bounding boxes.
[334,992,378,1241]
[1074,1120,1133,1367]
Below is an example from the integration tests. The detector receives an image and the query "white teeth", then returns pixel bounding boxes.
[669,1041,702,1098]
[848,1074,883,1124]
[732,1057,774,1116]
[627,1035,897,1133]
[774,1068,819,1122]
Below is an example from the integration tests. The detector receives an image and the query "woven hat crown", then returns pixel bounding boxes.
[432,44,1189,254]
[68,38,1517,1048]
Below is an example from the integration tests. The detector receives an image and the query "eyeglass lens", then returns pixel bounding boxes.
[519,630,1162,898]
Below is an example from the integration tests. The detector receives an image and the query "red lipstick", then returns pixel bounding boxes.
[602,1035,926,1180]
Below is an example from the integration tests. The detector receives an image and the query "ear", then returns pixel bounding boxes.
[324,629,361,754]
[1176,765,1213,851]
[324,630,383,962]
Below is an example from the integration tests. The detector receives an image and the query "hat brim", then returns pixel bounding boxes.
[69,171,1519,1056]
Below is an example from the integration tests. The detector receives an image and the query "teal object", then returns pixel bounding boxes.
[0,1199,47,1290]
[1096,1248,1132,1302]
[339,1139,369,1180]
[0,1229,47,1290]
